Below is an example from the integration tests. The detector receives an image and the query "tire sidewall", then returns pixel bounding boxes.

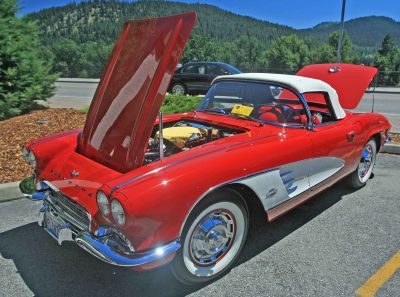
[351,138,377,188]
[171,188,249,285]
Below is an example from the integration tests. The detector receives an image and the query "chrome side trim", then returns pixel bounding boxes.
[308,157,344,187]
[179,156,345,235]
[75,232,181,267]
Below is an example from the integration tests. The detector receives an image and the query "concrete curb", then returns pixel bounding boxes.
[56,78,100,83]
[382,143,400,154]
[0,181,25,203]
[366,87,400,95]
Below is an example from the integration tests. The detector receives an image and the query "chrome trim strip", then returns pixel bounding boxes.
[110,136,273,194]
[75,232,181,267]
[28,129,80,148]
[179,156,345,235]
[178,167,278,235]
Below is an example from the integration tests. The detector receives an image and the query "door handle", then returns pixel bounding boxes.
[346,131,356,142]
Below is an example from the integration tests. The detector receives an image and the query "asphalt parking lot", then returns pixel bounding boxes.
[0,153,399,297]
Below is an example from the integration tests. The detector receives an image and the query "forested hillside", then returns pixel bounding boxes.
[27,0,295,45]
[25,0,400,85]
[301,16,400,48]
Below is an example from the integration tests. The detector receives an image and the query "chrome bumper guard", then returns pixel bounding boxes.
[75,232,181,267]
[36,192,181,267]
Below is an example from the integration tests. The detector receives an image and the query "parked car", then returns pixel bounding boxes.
[20,13,391,285]
[169,61,241,95]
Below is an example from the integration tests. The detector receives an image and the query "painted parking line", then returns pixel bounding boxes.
[356,250,400,297]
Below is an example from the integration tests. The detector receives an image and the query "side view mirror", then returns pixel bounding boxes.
[311,115,322,125]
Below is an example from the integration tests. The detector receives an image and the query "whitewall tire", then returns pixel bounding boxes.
[171,188,248,285]
[348,138,377,189]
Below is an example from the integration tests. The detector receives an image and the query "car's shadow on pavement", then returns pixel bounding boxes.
[0,183,356,297]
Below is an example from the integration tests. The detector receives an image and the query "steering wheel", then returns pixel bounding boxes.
[273,103,303,124]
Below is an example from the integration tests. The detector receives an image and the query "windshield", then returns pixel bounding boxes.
[197,81,308,126]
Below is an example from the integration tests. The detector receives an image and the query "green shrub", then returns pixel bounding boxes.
[161,94,202,114]
[81,94,202,115]
[0,0,57,120]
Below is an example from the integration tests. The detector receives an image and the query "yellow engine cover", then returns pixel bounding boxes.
[156,126,205,149]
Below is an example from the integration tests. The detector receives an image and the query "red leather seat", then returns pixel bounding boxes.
[258,106,283,123]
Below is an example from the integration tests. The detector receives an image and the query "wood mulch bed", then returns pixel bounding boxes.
[0,108,399,184]
[0,109,86,183]
[389,132,400,144]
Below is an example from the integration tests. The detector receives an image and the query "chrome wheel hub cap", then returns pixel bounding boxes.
[190,210,235,266]
[359,144,373,179]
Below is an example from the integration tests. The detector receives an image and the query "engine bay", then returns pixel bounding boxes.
[144,120,244,164]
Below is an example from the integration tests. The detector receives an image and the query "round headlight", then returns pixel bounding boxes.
[28,150,36,169]
[111,199,126,226]
[22,147,29,163]
[96,191,110,216]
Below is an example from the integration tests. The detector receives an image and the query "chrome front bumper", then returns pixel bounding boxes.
[37,195,181,267]
[75,231,181,267]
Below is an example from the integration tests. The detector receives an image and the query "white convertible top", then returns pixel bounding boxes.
[213,73,346,119]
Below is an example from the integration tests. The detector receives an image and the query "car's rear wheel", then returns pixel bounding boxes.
[171,83,186,95]
[348,138,377,189]
[171,188,248,285]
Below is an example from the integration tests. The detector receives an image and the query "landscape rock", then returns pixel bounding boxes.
[33,100,50,110]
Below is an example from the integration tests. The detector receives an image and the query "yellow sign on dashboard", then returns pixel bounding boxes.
[231,104,254,117]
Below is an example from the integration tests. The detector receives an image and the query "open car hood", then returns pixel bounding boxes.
[78,13,196,172]
[296,64,377,109]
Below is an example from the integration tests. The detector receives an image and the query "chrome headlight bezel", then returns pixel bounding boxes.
[111,199,126,226]
[28,150,36,169]
[96,191,110,217]
[22,147,30,163]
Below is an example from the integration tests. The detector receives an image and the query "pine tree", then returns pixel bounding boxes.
[374,34,400,86]
[0,0,57,120]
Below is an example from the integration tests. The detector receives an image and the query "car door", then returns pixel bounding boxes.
[180,63,208,93]
[248,84,314,210]
[195,63,210,92]
[304,93,359,188]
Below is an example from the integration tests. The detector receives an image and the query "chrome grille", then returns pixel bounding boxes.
[48,190,90,230]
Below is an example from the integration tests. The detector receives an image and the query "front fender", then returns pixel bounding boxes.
[24,129,81,172]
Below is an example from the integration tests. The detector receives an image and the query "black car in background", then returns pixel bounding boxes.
[169,62,241,95]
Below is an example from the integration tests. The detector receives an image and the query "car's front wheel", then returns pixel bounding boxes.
[348,138,377,189]
[171,188,249,285]
[171,83,186,95]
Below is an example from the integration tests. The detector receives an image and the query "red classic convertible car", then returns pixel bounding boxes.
[20,12,391,284]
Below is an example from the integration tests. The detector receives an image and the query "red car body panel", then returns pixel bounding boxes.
[22,14,391,270]
[296,63,378,109]
[29,110,390,252]
[79,12,196,173]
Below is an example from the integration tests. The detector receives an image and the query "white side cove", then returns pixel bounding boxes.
[235,156,345,210]
[213,73,347,120]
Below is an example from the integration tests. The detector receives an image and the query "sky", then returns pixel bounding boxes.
[18,0,400,29]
